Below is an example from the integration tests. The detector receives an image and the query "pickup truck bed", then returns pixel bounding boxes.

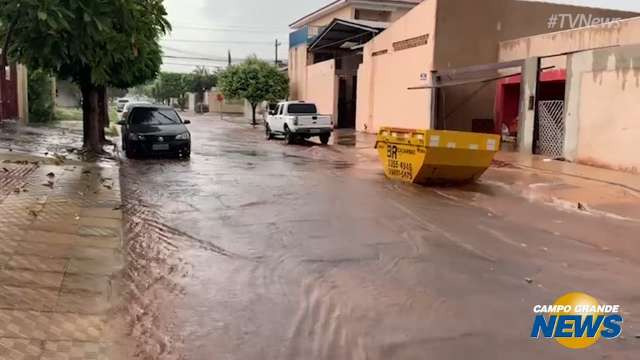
[266,102,333,144]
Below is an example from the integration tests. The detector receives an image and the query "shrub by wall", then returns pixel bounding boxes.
[28,70,55,123]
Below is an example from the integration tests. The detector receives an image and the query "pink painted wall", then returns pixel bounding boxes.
[305,60,338,117]
[500,16,640,62]
[567,45,640,173]
[356,0,438,133]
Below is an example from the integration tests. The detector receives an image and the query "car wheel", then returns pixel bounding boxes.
[284,126,296,145]
[125,147,135,159]
[320,134,330,145]
[265,124,274,140]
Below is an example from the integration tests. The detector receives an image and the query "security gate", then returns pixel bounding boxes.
[536,100,565,158]
[0,64,19,121]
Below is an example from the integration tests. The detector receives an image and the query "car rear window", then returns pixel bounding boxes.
[287,104,317,114]
[130,108,182,125]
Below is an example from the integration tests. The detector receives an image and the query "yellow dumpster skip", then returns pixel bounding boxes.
[375,127,501,185]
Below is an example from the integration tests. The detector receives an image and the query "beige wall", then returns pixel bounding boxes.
[500,16,640,62]
[303,4,413,28]
[309,6,355,28]
[390,8,411,22]
[564,44,640,173]
[207,90,244,114]
[17,65,29,124]
[288,45,309,100]
[356,0,438,133]
[305,60,338,117]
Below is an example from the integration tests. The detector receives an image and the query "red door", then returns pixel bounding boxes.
[0,64,19,120]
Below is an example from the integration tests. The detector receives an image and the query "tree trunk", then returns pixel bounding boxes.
[97,86,108,143]
[80,82,103,154]
[80,84,91,144]
[251,103,257,126]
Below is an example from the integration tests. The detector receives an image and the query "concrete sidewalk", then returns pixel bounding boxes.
[348,130,640,221]
[487,152,640,221]
[0,151,123,359]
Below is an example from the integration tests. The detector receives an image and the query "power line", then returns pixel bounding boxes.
[162,54,285,65]
[163,55,234,62]
[161,38,287,45]
[162,46,221,59]
[171,25,287,34]
[163,62,222,67]
[161,62,225,70]
[170,22,283,32]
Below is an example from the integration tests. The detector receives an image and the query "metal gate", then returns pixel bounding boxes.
[536,100,565,158]
[0,64,19,121]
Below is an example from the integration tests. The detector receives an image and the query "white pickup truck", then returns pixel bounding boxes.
[265,101,333,145]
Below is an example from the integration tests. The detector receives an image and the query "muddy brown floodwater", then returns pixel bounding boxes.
[120,116,640,360]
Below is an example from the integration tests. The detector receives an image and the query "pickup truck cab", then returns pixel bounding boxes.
[265,101,333,145]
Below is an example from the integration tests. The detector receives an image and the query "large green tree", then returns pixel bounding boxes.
[156,72,189,104]
[186,66,217,104]
[1,0,169,153]
[218,57,288,126]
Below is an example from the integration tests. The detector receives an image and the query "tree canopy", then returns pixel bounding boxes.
[188,66,218,94]
[0,0,170,152]
[218,57,289,125]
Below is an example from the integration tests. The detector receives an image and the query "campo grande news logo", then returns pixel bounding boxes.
[530,292,623,349]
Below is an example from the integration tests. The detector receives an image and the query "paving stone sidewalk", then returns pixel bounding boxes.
[0,153,123,360]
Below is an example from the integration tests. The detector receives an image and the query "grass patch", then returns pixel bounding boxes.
[54,107,120,124]
[106,123,120,137]
[54,107,83,121]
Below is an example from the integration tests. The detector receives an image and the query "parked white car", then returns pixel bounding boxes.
[116,98,131,112]
[265,101,333,145]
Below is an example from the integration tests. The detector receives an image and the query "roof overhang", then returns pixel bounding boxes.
[289,0,420,29]
[308,19,386,52]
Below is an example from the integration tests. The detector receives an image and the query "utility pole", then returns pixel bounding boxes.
[227,50,232,68]
[275,39,282,66]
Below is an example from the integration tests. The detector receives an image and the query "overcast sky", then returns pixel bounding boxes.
[161,0,640,73]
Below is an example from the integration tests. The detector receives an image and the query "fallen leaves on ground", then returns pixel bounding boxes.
[52,153,66,165]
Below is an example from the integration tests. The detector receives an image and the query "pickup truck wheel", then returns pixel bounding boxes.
[285,127,296,145]
[319,134,330,145]
[265,124,274,140]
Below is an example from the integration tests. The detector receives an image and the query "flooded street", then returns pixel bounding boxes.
[119,116,640,360]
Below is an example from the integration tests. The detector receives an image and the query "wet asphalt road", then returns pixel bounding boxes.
[119,116,640,360]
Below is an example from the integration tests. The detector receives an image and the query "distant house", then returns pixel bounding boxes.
[0,61,28,123]
[288,0,421,129]
[289,0,637,135]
